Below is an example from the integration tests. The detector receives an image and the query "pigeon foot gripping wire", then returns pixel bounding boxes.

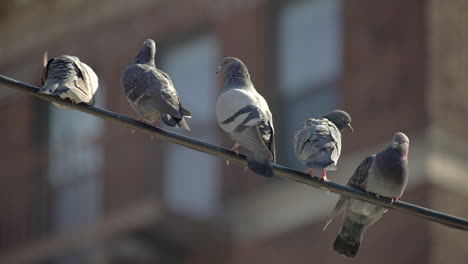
[231,143,240,156]
[320,170,329,181]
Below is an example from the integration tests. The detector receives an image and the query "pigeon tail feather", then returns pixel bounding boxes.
[333,235,360,258]
[181,107,192,118]
[177,118,191,131]
[40,80,75,96]
[161,114,191,131]
[246,154,274,177]
[333,218,364,258]
[39,81,59,95]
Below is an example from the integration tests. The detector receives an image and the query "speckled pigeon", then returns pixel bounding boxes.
[294,110,352,181]
[40,52,99,106]
[216,57,275,177]
[122,39,191,130]
[323,132,409,258]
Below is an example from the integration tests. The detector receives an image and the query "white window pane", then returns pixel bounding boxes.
[161,34,220,122]
[164,138,220,219]
[161,34,220,219]
[48,109,103,186]
[47,85,105,231]
[279,0,341,95]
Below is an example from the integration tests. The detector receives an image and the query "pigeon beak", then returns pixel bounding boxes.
[347,124,353,133]
[216,65,221,74]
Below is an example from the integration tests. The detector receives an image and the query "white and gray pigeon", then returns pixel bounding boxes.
[294,110,352,181]
[40,52,99,107]
[323,132,409,258]
[216,57,275,177]
[121,39,191,130]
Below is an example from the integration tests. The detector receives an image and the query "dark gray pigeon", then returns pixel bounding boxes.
[40,52,99,107]
[216,57,275,177]
[323,132,409,258]
[294,110,352,181]
[122,39,191,130]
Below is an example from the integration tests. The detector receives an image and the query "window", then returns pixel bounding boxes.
[47,84,105,262]
[160,34,221,219]
[277,0,342,169]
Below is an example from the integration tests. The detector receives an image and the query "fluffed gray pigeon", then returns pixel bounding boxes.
[323,132,409,258]
[40,52,99,106]
[122,39,191,130]
[294,110,352,181]
[216,57,275,177]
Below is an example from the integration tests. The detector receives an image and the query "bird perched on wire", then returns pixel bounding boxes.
[122,39,191,130]
[216,57,275,177]
[294,110,352,181]
[323,132,409,258]
[40,52,99,107]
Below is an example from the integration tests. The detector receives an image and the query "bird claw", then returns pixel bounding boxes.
[367,192,398,204]
[231,143,240,156]
[320,171,328,181]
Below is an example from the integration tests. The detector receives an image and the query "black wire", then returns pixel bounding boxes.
[1,74,468,231]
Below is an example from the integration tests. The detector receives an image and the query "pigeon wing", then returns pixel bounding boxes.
[67,56,98,105]
[294,119,338,163]
[347,155,375,190]
[228,110,275,161]
[123,65,182,118]
[158,70,191,117]
[323,155,375,230]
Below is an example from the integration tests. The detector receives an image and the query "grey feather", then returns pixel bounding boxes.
[294,118,342,171]
[323,155,375,231]
[216,57,275,177]
[323,196,349,231]
[326,132,410,257]
[348,155,375,190]
[230,121,275,161]
[40,53,99,107]
[122,39,191,130]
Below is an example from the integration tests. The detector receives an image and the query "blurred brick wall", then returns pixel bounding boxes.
[342,0,428,151]
[225,184,431,264]
[428,1,468,263]
[2,0,467,263]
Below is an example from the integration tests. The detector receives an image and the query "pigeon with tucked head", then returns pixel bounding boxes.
[294,110,352,181]
[40,52,99,107]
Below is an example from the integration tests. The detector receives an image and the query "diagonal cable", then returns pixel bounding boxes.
[1,74,467,231]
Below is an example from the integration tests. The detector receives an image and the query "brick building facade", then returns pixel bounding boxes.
[0,0,467,263]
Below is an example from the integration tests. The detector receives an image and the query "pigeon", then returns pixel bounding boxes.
[216,57,275,177]
[294,110,352,181]
[323,132,409,258]
[122,39,191,130]
[40,52,99,107]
